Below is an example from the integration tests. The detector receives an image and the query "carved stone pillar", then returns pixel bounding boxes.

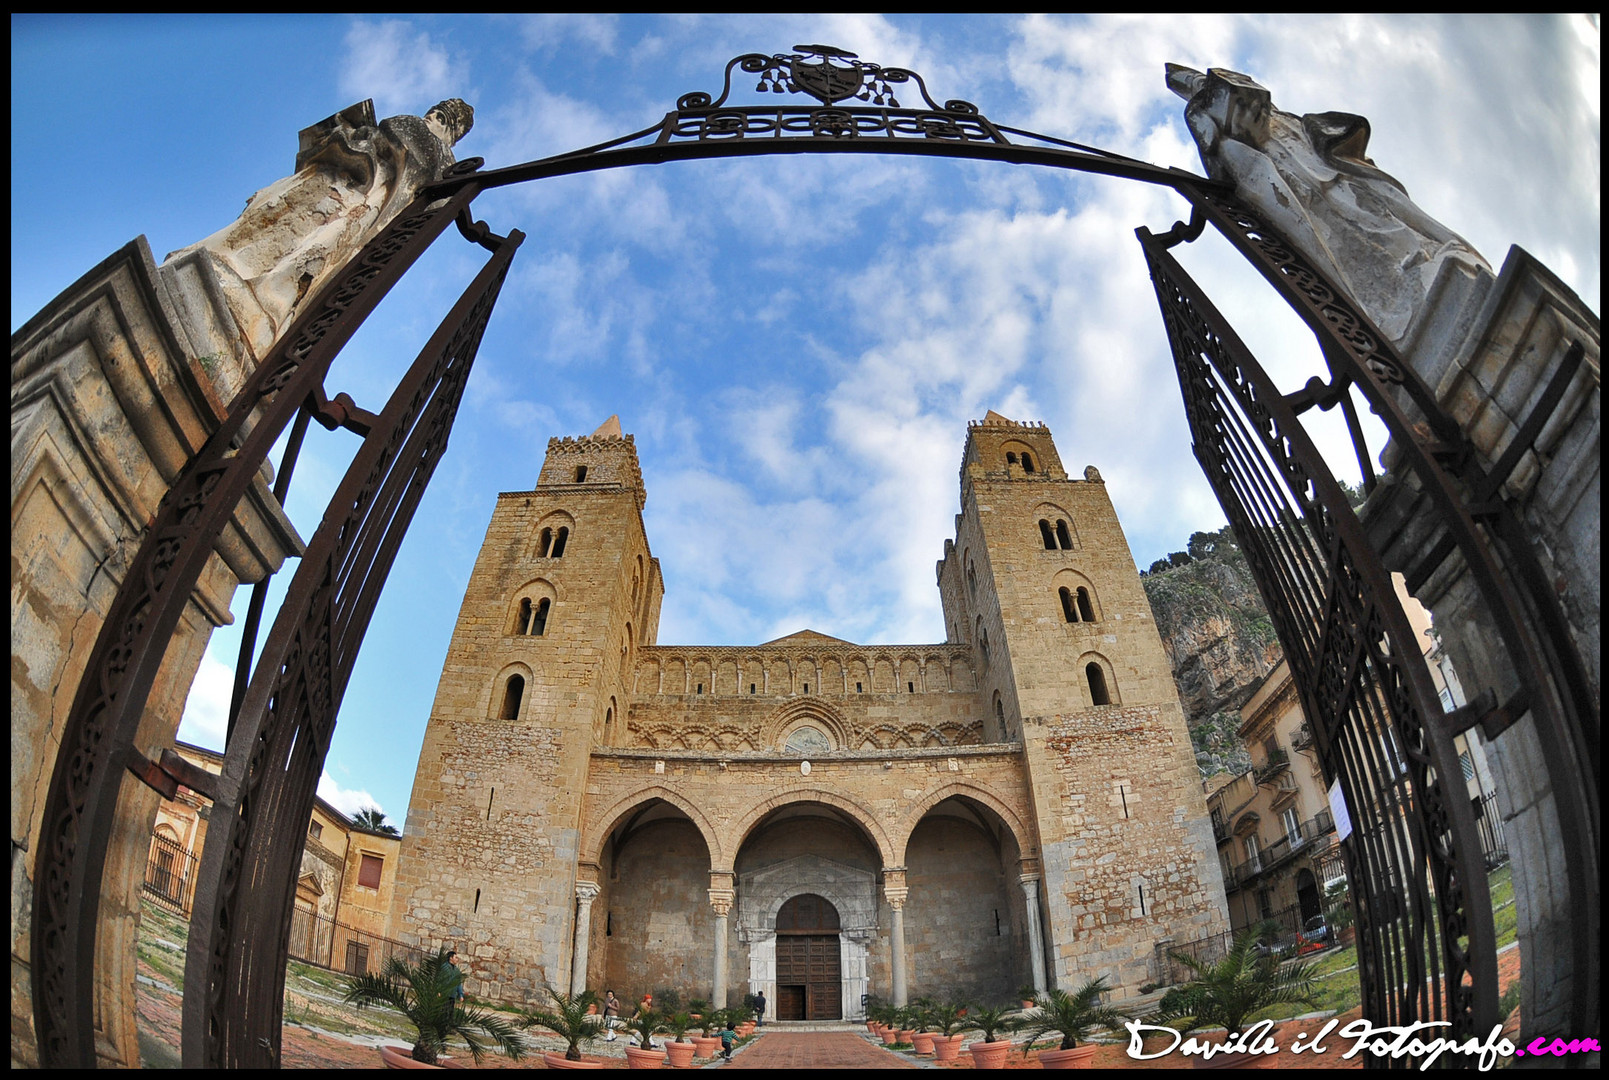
[1019,874,1048,995]
[883,869,908,1006]
[709,875,735,1008]
[571,881,600,996]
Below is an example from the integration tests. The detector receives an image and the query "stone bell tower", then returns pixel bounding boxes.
[937,411,1227,993]
[389,417,662,1000]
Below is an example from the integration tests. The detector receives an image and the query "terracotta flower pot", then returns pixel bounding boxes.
[1039,1044,1099,1069]
[543,1050,607,1069]
[968,1039,1013,1069]
[738,1022,756,1035]
[379,1045,443,1069]
[664,1041,696,1068]
[692,1036,721,1058]
[624,1046,664,1069]
[932,1034,965,1062]
[898,1028,915,1043]
[911,1032,936,1054]
[1023,999,1037,1010]
[881,1027,902,1045]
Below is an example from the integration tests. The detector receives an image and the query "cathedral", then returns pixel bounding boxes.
[388,412,1228,1019]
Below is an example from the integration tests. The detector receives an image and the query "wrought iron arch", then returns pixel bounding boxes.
[29,43,1594,1068]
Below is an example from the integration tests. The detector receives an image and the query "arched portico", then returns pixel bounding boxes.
[580,785,726,869]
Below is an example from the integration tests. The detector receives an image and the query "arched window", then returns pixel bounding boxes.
[994,694,1004,723]
[1077,586,1096,623]
[1006,452,1018,466]
[1021,451,1035,473]
[1060,586,1079,623]
[551,526,570,558]
[1056,519,1073,550]
[516,598,532,635]
[1039,519,1057,550]
[537,528,552,557]
[967,560,978,598]
[575,465,588,482]
[1086,663,1110,707]
[980,627,991,666]
[500,675,525,720]
[532,598,550,636]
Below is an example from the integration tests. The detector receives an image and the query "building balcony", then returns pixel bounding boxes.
[1212,817,1231,845]
[1292,724,1314,751]
[1255,746,1290,785]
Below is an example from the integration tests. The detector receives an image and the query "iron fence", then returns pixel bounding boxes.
[143,833,200,917]
[286,907,425,976]
[1473,791,1508,868]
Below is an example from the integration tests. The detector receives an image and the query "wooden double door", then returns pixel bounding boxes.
[775,934,841,1020]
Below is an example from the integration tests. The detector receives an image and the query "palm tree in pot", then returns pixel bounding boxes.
[343,948,528,1066]
[1016,977,1126,1068]
[621,1007,666,1069]
[925,999,971,1061]
[1158,923,1320,1067]
[661,1010,697,1067]
[520,985,605,1063]
[963,1002,1022,1069]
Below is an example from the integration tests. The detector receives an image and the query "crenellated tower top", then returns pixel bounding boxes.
[535,415,647,510]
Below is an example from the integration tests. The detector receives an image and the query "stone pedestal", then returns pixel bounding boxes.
[1364,245,1599,1041]
[10,236,303,1066]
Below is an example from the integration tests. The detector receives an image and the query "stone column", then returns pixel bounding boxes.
[709,875,735,1008]
[1019,874,1048,995]
[570,881,600,996]
[883,869,908,1007]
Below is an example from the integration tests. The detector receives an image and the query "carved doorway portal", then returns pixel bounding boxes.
[775,894,841,1021]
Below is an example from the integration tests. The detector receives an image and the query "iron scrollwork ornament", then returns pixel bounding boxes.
[678,44,979,115]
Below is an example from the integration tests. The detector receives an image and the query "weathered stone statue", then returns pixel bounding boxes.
[1165,64,1491,350]
[164,97,473,365]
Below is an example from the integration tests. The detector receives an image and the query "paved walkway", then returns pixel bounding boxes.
[726,1031,917,1069]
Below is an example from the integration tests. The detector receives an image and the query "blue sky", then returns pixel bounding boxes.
[12,15,1599,823]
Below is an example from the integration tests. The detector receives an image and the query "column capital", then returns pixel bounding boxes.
[708,888,735,917]
[575,881,601,904]
[883,887,909,910]
[1019,874,1042,892]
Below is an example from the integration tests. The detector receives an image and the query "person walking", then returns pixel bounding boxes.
[603,990,621,1041]
[718,1017,738,1062]
[445,950,466,1003]
[753,989,766,1027]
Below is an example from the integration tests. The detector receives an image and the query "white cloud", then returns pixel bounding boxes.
[177,650,234,750]
[340,19,461,117]
[318,769,389,821]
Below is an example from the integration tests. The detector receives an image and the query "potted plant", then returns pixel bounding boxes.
[962,1002,1021,1069]
[1016,977,1125,1069]
[344,948,528,1068]
[692,1007,724,1058]
[908,998,938,1054]
[924,999,970,1062]
[519,985,606,1068]
[894,1004,920,1045]
[741,992,762,1034]
[621,1007,666,1070]
[1018,982,1040,1010]
[661,1011,697,1068]
[1159,923,1320,1069]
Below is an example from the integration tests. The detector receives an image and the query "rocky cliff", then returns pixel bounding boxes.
[1141,528,1282,777]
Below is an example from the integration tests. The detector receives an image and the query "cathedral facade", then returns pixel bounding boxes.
[388,413,1228,1018]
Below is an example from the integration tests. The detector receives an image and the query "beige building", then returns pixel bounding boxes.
[1207,577,1502,938]
[388,413,1228,1018]
[144,741,403,974]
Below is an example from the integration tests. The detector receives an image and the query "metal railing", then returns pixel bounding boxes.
[1222,810,1336,890]
[287,907,425,976]
[1254,746,1290,784]
[143,833,201,917]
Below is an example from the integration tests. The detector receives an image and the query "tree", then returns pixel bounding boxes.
[520,985,604,1062]
[354,807,400,835]
[1157,922,1320,1038]
[1017,977,1127,1052]
[1168,550,1193,568]
[344,949,527,1065]
[1148,558,1173,576]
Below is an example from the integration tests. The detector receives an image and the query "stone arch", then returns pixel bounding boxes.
[1076,650,1121,707]
[922,655,949,690]
[1034,502,1079,550]
[762,697,853,751]
[1052,568,1101,622]
[506,578,557,635]
[896,781,1035,866]
[872,656,895,692]
[728,789,897,872]
[581,786,725,869]
[531,509,576,559]
[487,662,533,720]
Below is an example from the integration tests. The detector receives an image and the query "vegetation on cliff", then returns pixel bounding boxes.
[1141,526,1281,777]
